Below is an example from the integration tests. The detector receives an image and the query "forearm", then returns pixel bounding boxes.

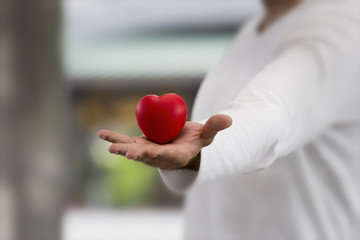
[197,41,359,184]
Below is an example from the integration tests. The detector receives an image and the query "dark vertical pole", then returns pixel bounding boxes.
[1,0,69,239]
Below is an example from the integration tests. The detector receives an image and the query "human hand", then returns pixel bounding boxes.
[98,114,232,171]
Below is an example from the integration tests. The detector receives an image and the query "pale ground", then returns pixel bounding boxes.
[62,208,184,240]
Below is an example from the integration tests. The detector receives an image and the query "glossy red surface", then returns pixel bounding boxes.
[136,94,188,144]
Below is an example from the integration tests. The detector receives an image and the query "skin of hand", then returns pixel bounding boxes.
[258,0,301,33]
[98,114,232,171]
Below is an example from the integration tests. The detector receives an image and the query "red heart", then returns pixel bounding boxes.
[136,94,187,144]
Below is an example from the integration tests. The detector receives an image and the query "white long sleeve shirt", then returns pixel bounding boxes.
[160,0,360,239]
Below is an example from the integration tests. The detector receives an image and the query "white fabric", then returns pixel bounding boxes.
[159,0,360,239]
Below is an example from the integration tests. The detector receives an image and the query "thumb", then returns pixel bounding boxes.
[201,114,232,145]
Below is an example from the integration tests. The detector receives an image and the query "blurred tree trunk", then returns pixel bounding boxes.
[0,0,69,240]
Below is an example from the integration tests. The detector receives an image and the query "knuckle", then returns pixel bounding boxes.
[126,149,138,159]
[119,134,132,143]
[125,152,133,159]
[108,145,116,153]
[109,144,126,155]
[147,149,160,158]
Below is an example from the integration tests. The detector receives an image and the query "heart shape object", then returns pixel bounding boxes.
[136,94,187,144]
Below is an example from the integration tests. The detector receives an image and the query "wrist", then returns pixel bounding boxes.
[182,152,201,171]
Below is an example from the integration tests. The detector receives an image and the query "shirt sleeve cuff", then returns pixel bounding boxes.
[158,168,199,194]
[158,143,224,194]
[158,116,226,193]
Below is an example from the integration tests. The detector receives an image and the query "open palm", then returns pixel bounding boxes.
[98,114,232,170]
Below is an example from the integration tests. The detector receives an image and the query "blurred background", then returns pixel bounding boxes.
[0,0,261,239]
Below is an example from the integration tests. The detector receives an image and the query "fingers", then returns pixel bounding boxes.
[98,129,135,143]
[108,142,182,168]
[108,143,127,155]
[146,147,163,158]
[109,143,137,157]
[144,146,187,169]
[107,138,191,169]
[126,148,146,161]
[108,142,160,161]
[201,114,232,145]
